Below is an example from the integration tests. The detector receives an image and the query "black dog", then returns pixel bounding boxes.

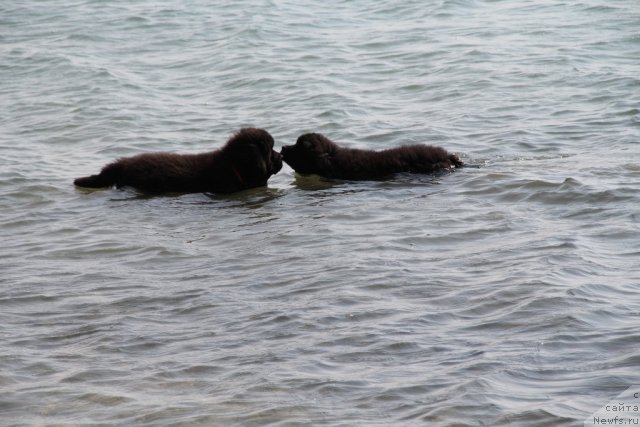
[281,133,462,180]
[74,128,282,193]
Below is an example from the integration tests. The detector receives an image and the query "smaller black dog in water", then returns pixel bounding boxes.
[74,128,282,194]
[281,133,463,180]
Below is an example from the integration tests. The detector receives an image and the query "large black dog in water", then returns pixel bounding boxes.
[281,133,463,180]
[74,128,282,193]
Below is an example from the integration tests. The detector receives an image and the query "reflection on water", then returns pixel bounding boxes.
[291,174,339,191]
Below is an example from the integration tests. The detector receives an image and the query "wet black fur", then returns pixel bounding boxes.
[281,133,463,180]
[74,128,282,193]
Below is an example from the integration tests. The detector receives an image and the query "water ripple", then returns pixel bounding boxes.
[2,0,640,425]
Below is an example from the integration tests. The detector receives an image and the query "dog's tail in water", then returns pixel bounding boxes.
[74,164,120,188]
[74,174,113,188]
[450,154,464,168]
[449,154,485,169]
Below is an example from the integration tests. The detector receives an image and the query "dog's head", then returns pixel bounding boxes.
[281,133,338,176]
[223,128,282,189]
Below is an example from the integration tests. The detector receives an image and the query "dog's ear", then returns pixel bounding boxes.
[318,152,333,170]
[296,133,319,151]
[245,140,263,153]
[246,142,269,173]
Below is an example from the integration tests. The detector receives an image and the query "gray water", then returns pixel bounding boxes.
[1,1,639,426]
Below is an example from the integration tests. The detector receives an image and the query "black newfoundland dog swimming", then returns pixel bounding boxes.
[74,128,282,193]
[281,132,463,180]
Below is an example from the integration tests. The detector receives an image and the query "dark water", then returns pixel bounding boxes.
[1,1,639,425]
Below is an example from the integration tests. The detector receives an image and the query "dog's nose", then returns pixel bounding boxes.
[280,145,290,155]
[272,152,283,173]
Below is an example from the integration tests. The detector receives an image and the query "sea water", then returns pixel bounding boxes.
[1,1,639,425]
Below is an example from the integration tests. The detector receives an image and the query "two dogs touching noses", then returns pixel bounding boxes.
[74,128,464,194]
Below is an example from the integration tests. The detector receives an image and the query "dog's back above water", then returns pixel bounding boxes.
[281,133,463,180]
[74,128,283,194]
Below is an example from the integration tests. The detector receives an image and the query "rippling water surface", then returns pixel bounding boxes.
[2,1,639,425]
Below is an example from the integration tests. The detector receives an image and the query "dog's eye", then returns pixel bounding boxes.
[248,142,266,154]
